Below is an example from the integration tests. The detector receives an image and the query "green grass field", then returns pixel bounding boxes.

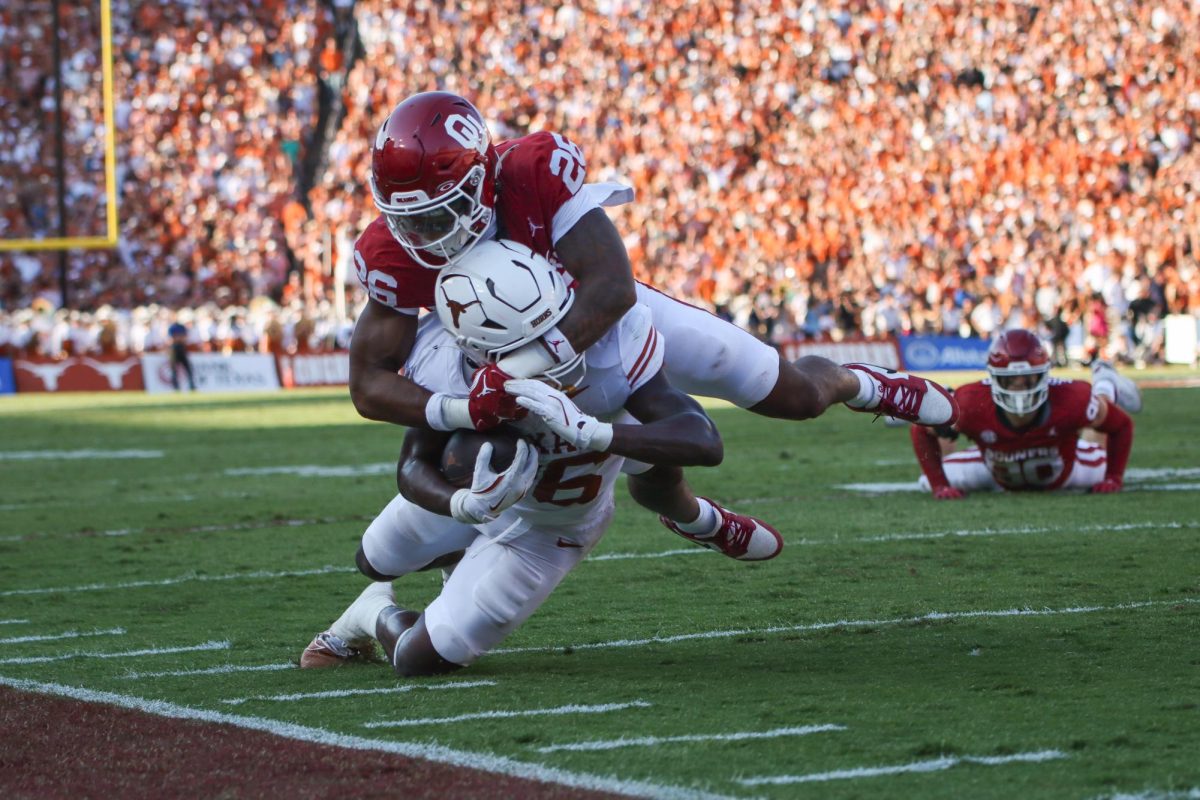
[1,377,1198,799]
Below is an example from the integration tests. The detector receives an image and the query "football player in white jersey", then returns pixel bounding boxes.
[303,241,781,675]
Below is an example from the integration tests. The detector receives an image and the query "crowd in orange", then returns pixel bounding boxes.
[2,0,1197,365]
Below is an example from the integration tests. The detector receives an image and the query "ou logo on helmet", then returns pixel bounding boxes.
[445,114,488,154]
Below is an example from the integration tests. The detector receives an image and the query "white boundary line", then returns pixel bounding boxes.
[0,449,163,460]
[857,520,1200,544]
[1095,790,1200,800]
[493,597,1200,656]
[0,640,229,665]
[738,749,1067,785]
[364,701,654,729]
[0,676,734,800]
[535,724,846,753]
[222,679,497,706]
[122,662,295,679]
[0,627,125,645]
[2,515,369,544]
[590,548,709,561]
[0,565,357,597]
[0,619,30,625]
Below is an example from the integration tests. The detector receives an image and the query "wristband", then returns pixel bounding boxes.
[588,421,614,452]
[425,393,474,431]
[449,489,478,524]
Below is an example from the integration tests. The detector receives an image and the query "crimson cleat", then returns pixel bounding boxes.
[299,630,362,669]
[660,499,783,561]
[844,363,958,427]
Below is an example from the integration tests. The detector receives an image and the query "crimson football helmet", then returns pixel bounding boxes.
[987,329,1051,415]
[370,92,499,268]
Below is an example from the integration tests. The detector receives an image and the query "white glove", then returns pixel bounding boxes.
[505,379,613,452]
[449,439,539,524]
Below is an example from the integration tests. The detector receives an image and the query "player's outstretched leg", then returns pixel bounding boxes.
[299,581,396,668]
[745,355,957,426]
[627,465,783,561]
[1091,360,1142,414]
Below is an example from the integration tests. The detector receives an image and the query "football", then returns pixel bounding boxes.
[439,428,525,488]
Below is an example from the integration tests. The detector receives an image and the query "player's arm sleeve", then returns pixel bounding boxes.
[911,424,951,490]
[1094,401,1133,482]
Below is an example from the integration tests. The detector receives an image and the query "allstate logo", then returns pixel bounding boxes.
[904,340,941,370]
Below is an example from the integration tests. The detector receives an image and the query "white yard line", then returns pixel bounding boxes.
[0,619,30,626]
[856,520,1200,544]
[2,515,370,544]
[0,627,125,645]
[493,597,1200,656]
[122,662,295,679]
[0,565,357,597]
[364,701,654,729]
[0,640,229,665]
[738,749,1067,785]
[0,449,163,460]
[590,548,709,561]
[535,724,845,753]
[226,463,392,477]
[0,676,732,800]
[222,679,497,705]
[1096,790,1200,800]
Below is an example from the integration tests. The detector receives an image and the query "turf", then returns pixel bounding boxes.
[1,373,1198,799]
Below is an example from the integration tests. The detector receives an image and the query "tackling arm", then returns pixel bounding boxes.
[496,209,637,378]
[395,427,456,516]
[617,371,724,466]
[348,299,430,426]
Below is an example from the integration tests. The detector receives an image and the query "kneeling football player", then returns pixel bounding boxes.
[302,241,781,675]
[911,329,1135,497]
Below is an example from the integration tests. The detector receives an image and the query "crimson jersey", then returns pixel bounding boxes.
[952,379,1101,490]
[353,131,592,312]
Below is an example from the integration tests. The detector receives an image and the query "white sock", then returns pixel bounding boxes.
[674,498,720,536]
[846,369,878,408]
[329,582,395,643]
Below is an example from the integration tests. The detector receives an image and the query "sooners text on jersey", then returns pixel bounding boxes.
[953,379,1101,490]
[354,132,582,311]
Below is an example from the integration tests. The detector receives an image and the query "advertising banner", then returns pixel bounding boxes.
[897,335,990,372]
[276,352,350,388]
[778,339,901,370]
[0,357,14,395]
[13,356,145,392]
[1164,314,1198,365]
[140,352,281,394]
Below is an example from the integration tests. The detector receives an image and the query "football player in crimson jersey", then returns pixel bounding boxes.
[910,330,1134,498]
[349,91,957,447]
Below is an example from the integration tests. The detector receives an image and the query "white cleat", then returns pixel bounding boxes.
[299,631,361,669]
[1092,361,1142,414]
[844,363,959,427]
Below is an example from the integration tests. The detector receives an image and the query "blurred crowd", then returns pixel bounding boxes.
[3,0,1199,367]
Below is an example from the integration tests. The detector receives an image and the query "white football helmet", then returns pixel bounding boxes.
[434,239,584,388]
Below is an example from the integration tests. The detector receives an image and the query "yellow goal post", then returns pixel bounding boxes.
[0,0,118,252]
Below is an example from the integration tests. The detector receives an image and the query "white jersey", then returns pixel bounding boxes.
[404,302,664,529]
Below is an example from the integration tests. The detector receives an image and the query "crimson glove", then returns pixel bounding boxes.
[466,363,527,431]
[1090,477,1123,494]
[933,485,966,500]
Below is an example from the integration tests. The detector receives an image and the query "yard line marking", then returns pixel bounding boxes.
[1125,467,1200,481]
[494,597,1200,656]
[226,463,392,478]
[123,662,295,679]
[535,724,845,753]
[590,548,708,561]
[858,520,1200,544]
[0,619,30,626]
[0,640,229,665]
[0,627,125,645]
[1140,483,1200,492]
[0,565,357,597]
[0,677,733,800]
[1101,792,1200,800]
[2,515,373,543]
[365,701,654,729]
[738,749,1067,785]
[223,679,497,705]
[0,449,163,460]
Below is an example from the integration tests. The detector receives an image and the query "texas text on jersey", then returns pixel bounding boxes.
[354,131,600,312]
[952,378,1099,490]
